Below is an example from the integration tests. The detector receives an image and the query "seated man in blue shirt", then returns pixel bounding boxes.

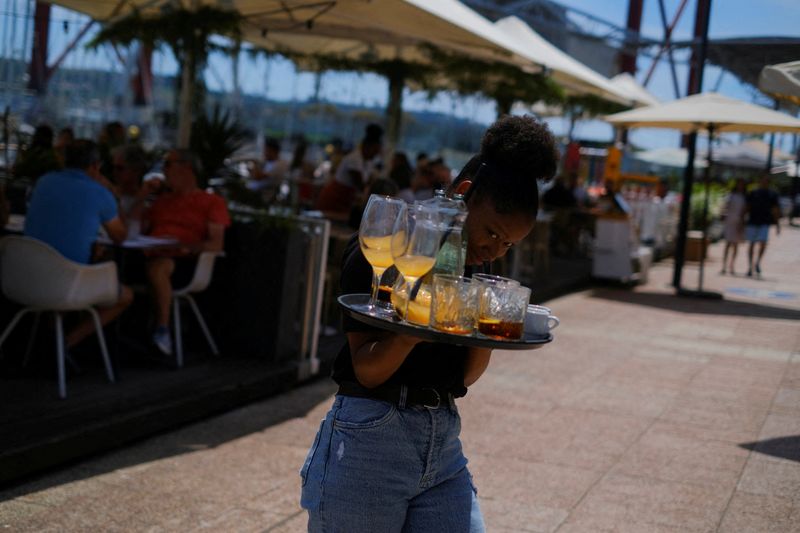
[25,139,133,348]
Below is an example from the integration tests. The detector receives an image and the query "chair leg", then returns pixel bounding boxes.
[184,295,219,356]
[0,307,32,361]
[87,307,115,383]
[173,297,183,368]
[54,312,66,399]
[22,311,41,367]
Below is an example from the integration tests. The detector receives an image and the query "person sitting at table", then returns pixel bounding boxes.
[54,126,75,167]
[23,139,133,349]
[347,178,400,230]
[248,137,288,189]
[12,124,62,182]
[112,144,150,237]
[98,121,127,179]
[315,123,383,215]
[142,149,231,356]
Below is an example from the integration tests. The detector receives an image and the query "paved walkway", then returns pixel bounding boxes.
[2,225,799,532]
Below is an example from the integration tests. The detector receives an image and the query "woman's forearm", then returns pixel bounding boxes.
[463,347,492,387]
[350,333,421,388]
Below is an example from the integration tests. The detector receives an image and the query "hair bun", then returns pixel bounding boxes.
[480,115,558,183]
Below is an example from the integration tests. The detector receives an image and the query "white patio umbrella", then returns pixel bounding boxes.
[49,0,538,147]
[51,0,530,67]
[605,92,800,133]
[605,92,800,296]
[493,16,632,106]
[609,73,660,107]
[713,139,794,169]
[633,147,707,169]
[759,61,800,220]
[759,61,800,106]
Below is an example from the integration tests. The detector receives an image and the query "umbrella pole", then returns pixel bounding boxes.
[672,133,696,289]
[697,125,714,292]
[678,124,722,300]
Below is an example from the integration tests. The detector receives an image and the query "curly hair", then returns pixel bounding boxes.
[466,115,559,215]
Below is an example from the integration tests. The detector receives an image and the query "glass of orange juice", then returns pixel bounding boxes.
[359,194,407,316]
[391,204,442,323]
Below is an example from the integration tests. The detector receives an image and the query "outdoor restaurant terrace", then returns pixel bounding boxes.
[1,1,799,531]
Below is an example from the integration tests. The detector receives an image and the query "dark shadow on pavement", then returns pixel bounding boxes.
[0,376,338,502]
[740,436,800,463]
[589,288,800,321]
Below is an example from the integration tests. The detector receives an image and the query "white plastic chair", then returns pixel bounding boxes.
[0,236,117,398]
[172,251,221,368]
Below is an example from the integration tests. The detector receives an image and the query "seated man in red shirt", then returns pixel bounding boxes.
[143,149,230,355]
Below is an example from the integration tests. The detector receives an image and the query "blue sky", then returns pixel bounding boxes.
[2,0,798,152]
[553,0,800,151]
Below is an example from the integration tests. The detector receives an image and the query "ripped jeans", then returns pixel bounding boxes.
[300,395,485,533]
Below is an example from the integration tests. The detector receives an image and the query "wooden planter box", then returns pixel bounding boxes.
[685,230,708,262]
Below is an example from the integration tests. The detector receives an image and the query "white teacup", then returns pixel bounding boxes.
[525,304,559,336]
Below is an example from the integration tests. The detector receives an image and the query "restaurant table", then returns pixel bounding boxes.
[3,214,24,234]
[95,235,180,372]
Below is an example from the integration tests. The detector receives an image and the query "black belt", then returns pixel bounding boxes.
[337,382,456,409]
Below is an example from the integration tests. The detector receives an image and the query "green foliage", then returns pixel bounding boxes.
[563,94,627,119]
[266,43,566,114]
[423,45,564,114]
[689,182,728,231]
[190,104,249,185]
[89,6,242,59]
[89,6,243,117]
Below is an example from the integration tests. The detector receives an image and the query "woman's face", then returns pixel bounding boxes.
[464,197,535,266]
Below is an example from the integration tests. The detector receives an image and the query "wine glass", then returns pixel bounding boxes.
[391,204,443,323]
[359,194,407,316]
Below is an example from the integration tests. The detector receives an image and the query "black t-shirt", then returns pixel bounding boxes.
[331,234,469,397]
[746,188,779,226]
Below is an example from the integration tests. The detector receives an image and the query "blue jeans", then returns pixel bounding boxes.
[300,395,485,532]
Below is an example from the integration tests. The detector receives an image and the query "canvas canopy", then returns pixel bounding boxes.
[493,16,632,106]
[713,139,794,169]
[633,147,707,169]
[609,73,659,107]
[605,92,800,134]
[758,61,800,106]
[47,0,535,70]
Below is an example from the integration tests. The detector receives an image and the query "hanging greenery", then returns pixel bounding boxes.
[89,6,244,119]
[563,94,627,120]
[89,5,243,59]
[422,44,565,115]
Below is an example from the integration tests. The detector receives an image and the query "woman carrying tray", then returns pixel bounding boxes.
[300,116,558,532]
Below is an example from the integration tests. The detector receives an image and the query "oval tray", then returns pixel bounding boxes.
[338,294,553,351]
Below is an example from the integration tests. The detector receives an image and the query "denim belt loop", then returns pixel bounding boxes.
[446,393,456,410]
[398,384,408,409]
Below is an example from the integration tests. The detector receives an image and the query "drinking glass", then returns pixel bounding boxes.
[477,284,531,340]
[391,204,443,323]
[430,274,478,335]
[358,194,407,316]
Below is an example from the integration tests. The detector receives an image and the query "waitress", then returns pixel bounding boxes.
[300,115,559,532]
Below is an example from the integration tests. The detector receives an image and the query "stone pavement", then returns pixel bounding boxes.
[2,225,799,532]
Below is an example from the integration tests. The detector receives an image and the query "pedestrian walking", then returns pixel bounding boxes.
[745,175,781,278]
[720,178,747,275]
